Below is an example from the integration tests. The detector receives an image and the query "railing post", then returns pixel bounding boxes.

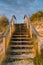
[3,37,6,56]
[37,36,41,55]
[30,24,32,38]
[24,15,33,38]
[24,16,29,29]
[12,18,14,27]
[10,25,12,37]
[12,17,14,32]
[11,16,15,33]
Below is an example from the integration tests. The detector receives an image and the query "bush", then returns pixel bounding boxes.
[0,16,9,34]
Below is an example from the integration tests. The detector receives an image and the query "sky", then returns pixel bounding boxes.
[0,0,43,23]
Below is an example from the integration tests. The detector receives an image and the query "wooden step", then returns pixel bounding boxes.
[11,38,32,41]
[7,51,34,55]
[11,37,31,39]
[10,40,32,43]
[9,49,34,52]
[12,35,29,36]
[10,45,34,47]
[7,54,35,59]
[10,42,33,45]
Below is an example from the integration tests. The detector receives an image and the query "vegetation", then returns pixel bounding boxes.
[30,11,43,65]
[41,49,43,58]
[0,16,9,34]
[34,54,43,65]
[30,11,43,23]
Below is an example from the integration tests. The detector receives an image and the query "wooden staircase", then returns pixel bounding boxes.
[6,23,35,61]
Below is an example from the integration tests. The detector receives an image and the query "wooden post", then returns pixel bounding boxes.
[24,16,32,38]
[30,24,32,38]
[11,17,15,33]
[37,36,41,55]
[12,18,14,32]
[24,16,29,29]
[10,25,12,37]
[12,19,14,27]
[3,37,6,56]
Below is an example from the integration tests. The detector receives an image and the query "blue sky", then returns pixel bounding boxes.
[0,0,43,23]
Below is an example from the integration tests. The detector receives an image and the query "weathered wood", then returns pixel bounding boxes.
[30,25,32,38]
[3,37,6,55]
[37,36,41,55]
[24,16,29,29]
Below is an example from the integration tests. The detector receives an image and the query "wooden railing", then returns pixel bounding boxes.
[24,15,42,56]
[0,16,15,65]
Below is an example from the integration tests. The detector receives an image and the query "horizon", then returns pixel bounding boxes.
[0,0,43,23]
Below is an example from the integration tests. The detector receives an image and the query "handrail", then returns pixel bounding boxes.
[0,16,15,65]
[0,16,14,39]
[0,22,11,39]
[3,21,12,37]
[28,17,41,55]
[28,17,43,37]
